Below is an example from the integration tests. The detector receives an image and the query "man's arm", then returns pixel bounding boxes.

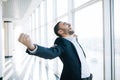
[26,44,64,59]
[18,33,64,59]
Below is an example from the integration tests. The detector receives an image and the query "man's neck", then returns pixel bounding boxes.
[62,34,77,38]
[62,35,73,38]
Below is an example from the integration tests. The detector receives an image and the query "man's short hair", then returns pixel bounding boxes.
[54,21,61,37]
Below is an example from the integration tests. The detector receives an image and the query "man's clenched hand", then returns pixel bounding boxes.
[18,33,35,50]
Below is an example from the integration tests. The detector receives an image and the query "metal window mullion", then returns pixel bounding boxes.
[110,0,115,80]
[103,0,115,80]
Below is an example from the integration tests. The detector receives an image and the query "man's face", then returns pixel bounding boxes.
[58,22,74,35]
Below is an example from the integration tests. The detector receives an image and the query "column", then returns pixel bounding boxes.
[0,0,4,79]
[4,21,14,58]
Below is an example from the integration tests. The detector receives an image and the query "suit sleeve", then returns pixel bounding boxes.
[26,44,64,59]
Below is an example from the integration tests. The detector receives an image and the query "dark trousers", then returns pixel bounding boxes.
[82,74,93,80]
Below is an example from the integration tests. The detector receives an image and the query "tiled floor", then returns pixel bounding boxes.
[4,55,59,80]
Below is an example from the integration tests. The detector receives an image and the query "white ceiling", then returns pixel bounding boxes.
[2,0,32,21]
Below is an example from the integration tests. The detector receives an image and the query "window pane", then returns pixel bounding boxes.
[57,16,68,22]
[40,1,45,25]
[31,12,36,41]
[57,0,68,17]
[31,12,35,30]
[47,23,55,46]
[75,2,103,80]
[40,26,46,46]
[35,7,39,28]
[74,0,90,8]
[114,0,120,80]
[24,16,32,34]
[47,0,53,22]
[36,27,41,44]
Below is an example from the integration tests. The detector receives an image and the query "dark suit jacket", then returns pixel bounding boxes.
[26,37,84,80]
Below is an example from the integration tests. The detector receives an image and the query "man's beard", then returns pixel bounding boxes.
[68,30,74,35]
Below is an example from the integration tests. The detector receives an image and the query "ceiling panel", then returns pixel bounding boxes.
[2,0,32,21]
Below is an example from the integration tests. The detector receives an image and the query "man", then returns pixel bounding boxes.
[18,21,92,80]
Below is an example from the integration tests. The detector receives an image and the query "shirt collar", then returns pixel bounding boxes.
[64,36,77,42]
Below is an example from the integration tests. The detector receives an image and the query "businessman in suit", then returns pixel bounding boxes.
[18,21,93,80]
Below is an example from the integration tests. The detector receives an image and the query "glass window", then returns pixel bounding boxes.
[35,7,41,43]
[57,16,68,22]
[31,12,35,30]
[114,0,120,80]
[35,27,40,44]
[24,16,32,34]
[74,0,90,8]
[75,2,103,80]
[47,23,55,46]
[28,16,32,34]
[40,26,46,46]
[57,0,68,17]
[31,12,36,42]
[40,1,45,26]
[35,7,39,28]
[47,0,53,22]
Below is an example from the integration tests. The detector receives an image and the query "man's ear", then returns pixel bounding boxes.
[58,30,63,35]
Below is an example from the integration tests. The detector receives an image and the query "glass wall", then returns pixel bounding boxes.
[74,1,103,80]
[114,0,120,80]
